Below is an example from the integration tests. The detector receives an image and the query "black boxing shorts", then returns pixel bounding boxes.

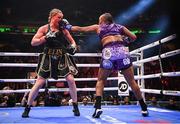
[36,48,78,79]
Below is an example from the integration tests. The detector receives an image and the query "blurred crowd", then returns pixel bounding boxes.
[0,85,179,111]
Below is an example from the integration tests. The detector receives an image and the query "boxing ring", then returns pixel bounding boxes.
[0,34,180,124]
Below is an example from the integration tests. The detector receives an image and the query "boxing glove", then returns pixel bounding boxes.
[122,36,132,46]
[59,19,72,30]
[67,44,77,55]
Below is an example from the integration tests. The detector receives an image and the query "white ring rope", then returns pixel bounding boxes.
[0,77,118,83]
[0,88,180,96]
[0,52,40,57]
[133,49,180,64]
[130,34,176,54]
[0,53,101,57]
[0,49,179,68]
[0,52,140,58]
[0,63,140,68]
[0,63,100,68]
[0,71,180,83]
[134,71,180,79]
[140,89,180,96]
[0,87,118,94]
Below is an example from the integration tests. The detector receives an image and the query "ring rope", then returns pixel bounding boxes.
[133,49,180,64]
[134,72,180,79]
[0,71,179,83]
[140,89,180,96]
[0,87,118,94]
[0,63,140,68]
[0,88,180,96]
[0,63,101,68]
[0,52,140,57]
[130,34,176,54]
[0,49,179,68]
[0,53,103,57]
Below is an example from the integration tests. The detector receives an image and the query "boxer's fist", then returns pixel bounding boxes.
[59,19,72,30]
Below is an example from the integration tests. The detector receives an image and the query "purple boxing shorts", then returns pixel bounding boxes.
[100,42,132,70]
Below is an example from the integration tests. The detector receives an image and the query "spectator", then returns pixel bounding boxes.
[0,86,16,107]
[122,96,131,105]
[38,95,45,106]
[44,88,60,106]
[165,98,179,111]
[112,96,120,105]
[61,98,68,106]
[82,97,88,106]
[148,96,160,107]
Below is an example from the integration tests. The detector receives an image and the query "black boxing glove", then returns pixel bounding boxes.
[67,44,77,55]
[59,19,72,31]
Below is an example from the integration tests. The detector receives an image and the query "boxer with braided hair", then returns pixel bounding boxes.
[22,8,80,118]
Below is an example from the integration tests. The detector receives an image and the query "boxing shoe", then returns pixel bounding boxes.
[73,109,80,116]
[141,105,149,117]
[72,103,80,116]
[139,99,149,117]
[22,105,31,118]
[141,109,149,117]
[92,108,103,118]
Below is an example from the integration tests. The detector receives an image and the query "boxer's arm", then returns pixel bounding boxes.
[71,24,99,33]
[31,25,47,46]
[60,19,99,33]
[63,29,76,46]
[122,26,137,41]
[63,29,77,55]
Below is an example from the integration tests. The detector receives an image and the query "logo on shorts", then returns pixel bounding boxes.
[123,58,130,65]
[102,48,111,59]
[118,81,128,92]
[102,59,113,69]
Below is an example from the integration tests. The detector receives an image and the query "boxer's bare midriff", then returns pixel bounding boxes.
[101,35,123,47]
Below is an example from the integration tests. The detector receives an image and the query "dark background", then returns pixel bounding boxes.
[0,0,179,53]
